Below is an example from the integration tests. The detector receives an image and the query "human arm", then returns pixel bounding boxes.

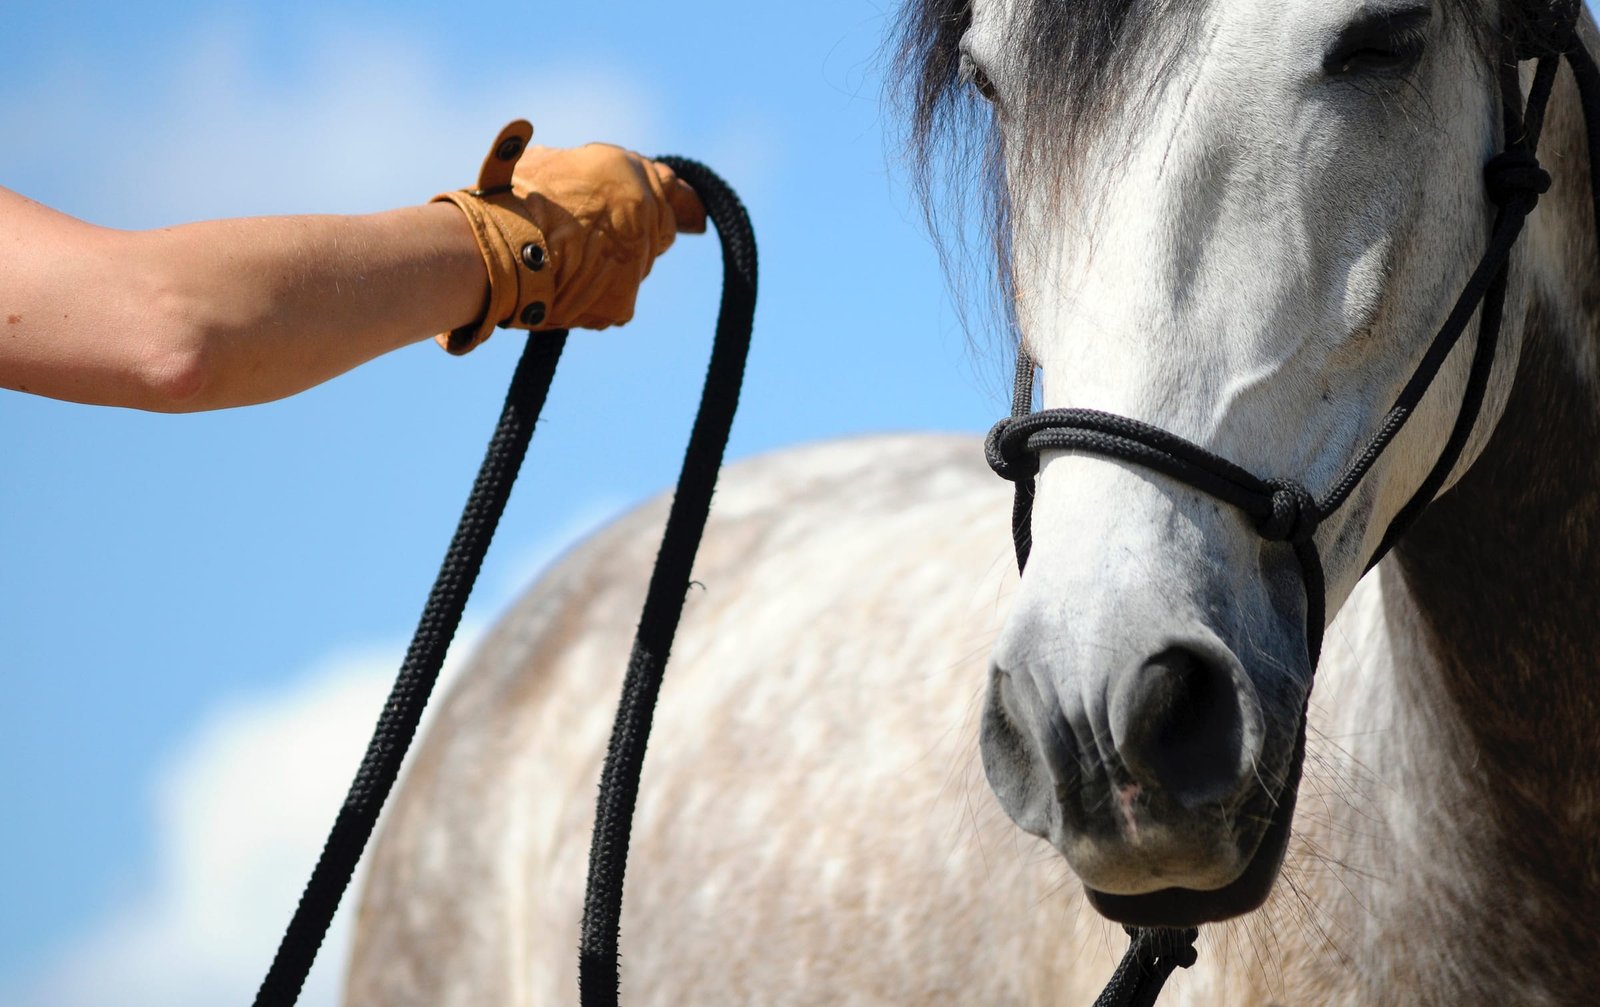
[0,189,489,412]
[0,133,704,413]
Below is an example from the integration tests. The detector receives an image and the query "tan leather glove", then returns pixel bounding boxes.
[434,120,706,354]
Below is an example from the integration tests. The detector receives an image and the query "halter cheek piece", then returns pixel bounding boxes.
[984,10,1600,1005]
[989,42,1593,662]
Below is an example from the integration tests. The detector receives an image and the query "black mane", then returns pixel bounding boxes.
[897,0,1187,172]
[891,0,1519,347]
[891,0,1202,346]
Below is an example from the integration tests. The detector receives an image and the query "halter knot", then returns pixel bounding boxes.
[1258,480,1318,543]
[985,417,1039,482]
[1484,148,1551,208]
[1125,925,1200,971]
[1512,0,1581,60]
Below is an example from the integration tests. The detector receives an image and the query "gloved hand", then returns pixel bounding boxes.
[434,120,707,354]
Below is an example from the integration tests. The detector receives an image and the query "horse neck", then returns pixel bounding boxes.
[1377,54,1600,982]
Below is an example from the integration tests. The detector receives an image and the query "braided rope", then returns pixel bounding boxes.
[251,161,756,1007]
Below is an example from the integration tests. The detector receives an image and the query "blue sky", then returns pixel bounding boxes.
[0,1,1003,1003]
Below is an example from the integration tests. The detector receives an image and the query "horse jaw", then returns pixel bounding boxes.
[968,0,1518,925]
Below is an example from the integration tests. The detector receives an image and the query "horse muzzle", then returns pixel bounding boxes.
[982,599,1308,927]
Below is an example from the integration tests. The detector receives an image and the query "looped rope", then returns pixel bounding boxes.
[249,161,757,1007]
[1090,927,1200,1007]
[1138,926,1200,969]
[985,416,1039,481]
[578,159,757,1007]
[1484,147,1552,207]
[1257,479,1319,543]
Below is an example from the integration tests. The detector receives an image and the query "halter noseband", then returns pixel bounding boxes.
[984,8,1600,1005]
[987,28,1588,665]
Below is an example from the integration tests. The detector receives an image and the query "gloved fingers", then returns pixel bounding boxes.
[584,255,649,330]
[670,179,707,233]
[605,286,640,327]
[627,156,677,260]
[546,237,638,330]
[652,161,707,234]
[477,133,705,333]
[561,292,637,331]
[555,291,647,333]
[587,267,643,329]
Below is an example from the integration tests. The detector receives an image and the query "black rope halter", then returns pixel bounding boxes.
[985,7,1600,1004]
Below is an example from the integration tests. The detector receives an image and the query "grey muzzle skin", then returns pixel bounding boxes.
[983,619,1305,926]
[983,37,1583,929]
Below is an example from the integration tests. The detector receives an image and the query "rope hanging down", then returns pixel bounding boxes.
[986,18,1600,1007]
[248,158,755,1007]
[252,330,569,1007]
[578,159,758,1007]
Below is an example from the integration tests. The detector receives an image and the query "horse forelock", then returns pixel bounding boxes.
[893,0,1203,349]
[896,0,1195,171]
[894,0,1533,187]
[891,0,1528,356]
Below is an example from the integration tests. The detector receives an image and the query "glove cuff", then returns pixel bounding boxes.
[431,120,557,355]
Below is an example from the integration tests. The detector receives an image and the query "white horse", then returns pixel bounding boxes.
[346,1,1600,1003]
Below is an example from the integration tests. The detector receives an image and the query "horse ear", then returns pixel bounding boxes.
[1506,0,1582,61]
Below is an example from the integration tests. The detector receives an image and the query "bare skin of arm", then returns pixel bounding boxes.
[0,185,487,412]
[1,133,701,412]
[1,186,486,409]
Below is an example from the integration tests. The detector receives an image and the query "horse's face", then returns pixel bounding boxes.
[959,0,1510,923]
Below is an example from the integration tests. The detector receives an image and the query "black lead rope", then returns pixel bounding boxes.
[578,160,758,1007]
[987,25,1600,1007]
[252,330,569,1007]
[1090,927,1200,1007]
[249,157,755,1007]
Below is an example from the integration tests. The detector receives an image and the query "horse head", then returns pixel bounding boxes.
[901,0,1566,926]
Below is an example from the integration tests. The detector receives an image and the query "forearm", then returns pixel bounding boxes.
[2,131,700,412]
[129,203,486,411]
[0,188,486,412]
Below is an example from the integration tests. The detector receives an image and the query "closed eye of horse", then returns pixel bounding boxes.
[346,1,1600,1004]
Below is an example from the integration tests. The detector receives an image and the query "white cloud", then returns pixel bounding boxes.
[8,644,397,1007]
[4,487,621,1007]
[4,626,490,1007]
[0,16,662,226]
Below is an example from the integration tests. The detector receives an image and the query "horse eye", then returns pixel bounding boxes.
[959,52,999,104]
[1324,5,1432,77]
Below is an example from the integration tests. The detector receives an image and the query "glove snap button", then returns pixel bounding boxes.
[521,301,547,326]
[495,135,526,162]
[521,243,546,270]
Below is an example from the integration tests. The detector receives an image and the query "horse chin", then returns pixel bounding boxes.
[1085,729,1306,928]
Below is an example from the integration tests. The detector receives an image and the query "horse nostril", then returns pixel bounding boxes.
[980,669,1068,840]
[1111,647,1252,808]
